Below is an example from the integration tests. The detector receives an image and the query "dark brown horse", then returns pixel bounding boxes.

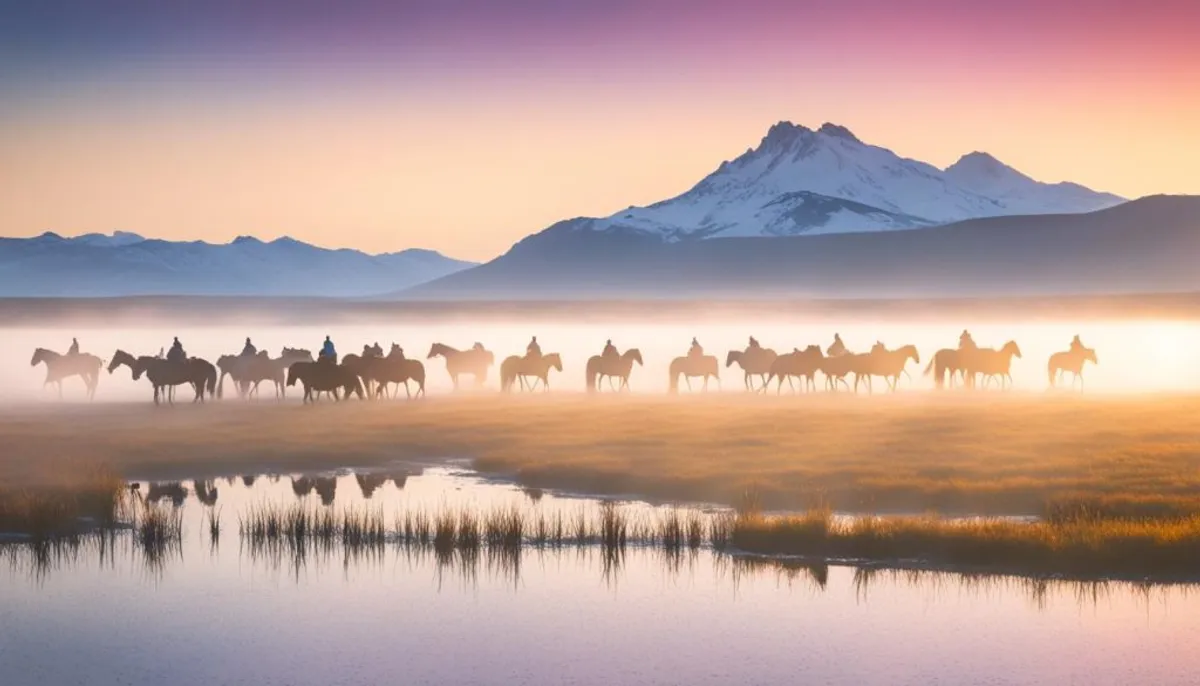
[108,350,217,404]
[31,348,102,400]
[428,343,494,390]
[586,348,643,392]
[286,361,365,403]
[369,346,427,399]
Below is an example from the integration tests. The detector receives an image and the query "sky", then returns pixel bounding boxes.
[2,0,1198,261]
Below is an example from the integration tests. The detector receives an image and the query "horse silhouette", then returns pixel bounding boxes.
[668,355,720,393]
[961,341,1023,390]
[1048,346,1098,391]
[501,353,563,393]
[855,344,920,393]
[924,349,968,390]
[428,343,494,390]
[217,348,312,400]
[31,348,102,400]
[819,353,863,392]
[586,348,643,392]
[108,350,216,404]
[765,345,823,394]
[726,347,779,393]
[370,348,427,399]
[286,361,365,403]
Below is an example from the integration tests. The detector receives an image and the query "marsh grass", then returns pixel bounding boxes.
[0,469,124,540]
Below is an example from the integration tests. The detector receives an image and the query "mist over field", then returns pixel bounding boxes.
[11,311,1200,401]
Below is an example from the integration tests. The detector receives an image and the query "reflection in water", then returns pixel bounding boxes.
[145,481,187,506]
[194,480,219,506]
[356,473,387,499]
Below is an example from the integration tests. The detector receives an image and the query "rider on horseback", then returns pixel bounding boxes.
[689,337,703,357]
[242,337,257,357]
[167,337,186,363]
[959,330,977,350]
[320,336,337,364]
[526,336,542,360]
[1069,335,1085,354]
[748,336,760,351]
[602,339,619,362]
[827,333,846,357]
[68,338,80,356]
[389,344,405,359]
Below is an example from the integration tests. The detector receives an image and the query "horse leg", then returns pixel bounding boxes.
[685,377,693,392]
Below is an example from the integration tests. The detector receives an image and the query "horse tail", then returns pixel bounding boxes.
[668,360,679,394]
[1047,358,1056,389]
[586,359,598,393]
[207,367,217,397]
[217,370,226,399]
[923,359,934,377]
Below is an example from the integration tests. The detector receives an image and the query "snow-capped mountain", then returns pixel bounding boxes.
[538,121,1124,242]
[0,232,474,297]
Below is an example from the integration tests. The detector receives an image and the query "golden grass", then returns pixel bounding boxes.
[2,393,1199,521]
[0,468,124,539]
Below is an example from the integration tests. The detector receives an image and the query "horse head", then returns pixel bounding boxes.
[546,353,563,372]
[427,343,445,359]
[725,350,741,368]
[625,348,643,366]
[31,348,51,367]
[286,363,303,386]
[1084,348,1098,365]
[902,344,920,364]
[1003,341,1023,358]
[107,350,132,375]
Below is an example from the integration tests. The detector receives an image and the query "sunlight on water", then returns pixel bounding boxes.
[2,467,1200,686]
[9,319,1200,401]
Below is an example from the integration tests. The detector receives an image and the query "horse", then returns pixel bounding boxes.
[852,344,920,393]
[923,349,968,390]
[726,347,779,393]
[218,349,312,399]
[500,353,563,393]
[668,355,720,393]
[108,350,217,404]
[370,349,427,399]
[1048,347,1098,391]
[586,349,643,392]
[428,343,494,390]
[31,348,102,400]
[962,341,1023,390]
[819,353,864,392]
[285,361,365,404]
[765,345,823,394]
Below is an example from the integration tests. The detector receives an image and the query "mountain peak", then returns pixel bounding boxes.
[817,123,861,143]
[760,121,813,149]
[946,151,1013,178]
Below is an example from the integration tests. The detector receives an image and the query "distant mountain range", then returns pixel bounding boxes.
[405,121,1200,299]
[409,196,1200,299]
[0,232,474,297]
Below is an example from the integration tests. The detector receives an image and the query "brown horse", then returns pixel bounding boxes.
[765,345,823,394]
[1048,346,1098,391]
[500,353,563,393]
[855,343,920,393]
[668,355,720,393]
[370,346,427,399]
[217,348,313,400]
[820,353,863,392]
[586,348,643,392]
[962,341,1023,390]
[726,347,779,393]
[428,343,494,390]
[923,349,968,390]
[285,361,365,403]
[108,350,217,404]
[31,348,102,400]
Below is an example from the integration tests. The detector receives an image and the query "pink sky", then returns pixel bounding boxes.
[2,0,1197,260]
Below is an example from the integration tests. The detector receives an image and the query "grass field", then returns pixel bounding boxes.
[2,393,1199,518]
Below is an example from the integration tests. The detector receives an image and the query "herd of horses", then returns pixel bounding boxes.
[28,338,1099,404]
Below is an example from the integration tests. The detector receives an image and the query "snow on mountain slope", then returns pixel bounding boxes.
[556,121,1125,242]
[943,152,1125,215]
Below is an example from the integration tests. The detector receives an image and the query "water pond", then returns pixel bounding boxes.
[3,467,1199,685]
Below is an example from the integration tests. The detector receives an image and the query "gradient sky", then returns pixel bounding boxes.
[2,0,1198,261]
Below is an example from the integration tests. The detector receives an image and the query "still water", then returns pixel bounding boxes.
[3,467,1199,686]
[9,319,1200,400]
